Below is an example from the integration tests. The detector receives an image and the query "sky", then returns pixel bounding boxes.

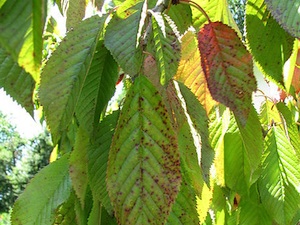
[0,89,43,139]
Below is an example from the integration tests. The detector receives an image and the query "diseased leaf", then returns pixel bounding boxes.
[69,127,89,208]
[246,0,294,87]
[75,41,119,135]
[259,127,300,224]
[175,31,216,114]
[149,12,181,85]
[264,0,300,38]
[107,75,181,225]
[0,48,35,115]
[88,111,120,215]
[167,4,192,34]
[0,0,48,79]
[198,22,256,124]
[66,0,86,31]
[11,154,72,225]
[40,16,105,144]
[104,0,146,75]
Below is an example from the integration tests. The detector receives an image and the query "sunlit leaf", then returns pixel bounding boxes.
[0,0,48,79]
[11,154,72,225]
[107,75,181,224]
[66,0,86,31]
[104,0,146,75]
[265,0,300,38]
[40,16,105,144]
[198,22,256,124]
[246,0,294,87]
[168,4,192,34]
[175,31,216,114]
[259,127,300,224]
[0,48,35,115]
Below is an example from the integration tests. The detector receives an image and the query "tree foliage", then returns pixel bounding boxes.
[0,0,300,224]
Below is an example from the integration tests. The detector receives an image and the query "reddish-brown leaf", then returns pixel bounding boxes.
[198,22,256,123]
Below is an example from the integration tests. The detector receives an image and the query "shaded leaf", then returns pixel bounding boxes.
[107,75,181,224]
[0,0,48,79]
[53,191,77,225]
[167,4,192,34]
[75,41,119,135]
[88,201,118,225]
[104,0,146,75]
[88,111,120,215]
[264,0,300,38]
[40,16,105,144]
[175,31,216,114]
[69,127,89,208]
[246,0,294,87]
[0,48,35,115]
[198,22,256,124]
[11,154,72,225]
[149,12,181,85]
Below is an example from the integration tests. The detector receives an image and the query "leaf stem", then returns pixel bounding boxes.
[179,0,211,23]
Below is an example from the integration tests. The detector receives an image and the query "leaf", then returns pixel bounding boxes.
[66,0,86,31]
[69,127,89,208]
[224,132,247,193]
[75,41,119,135]
[192,0,240,33]
[246,0,294,87]
[107,75,181,224]
[165,171,199,225]
[53,191,77,225]
[11,154,72,225]
[178,82,214,185]
[0,0,47,79]
[88,201,118,225]
[236,105,263,186]
[88,111,120,215]
[175,31,216,114]
[39,16,105,144]
[104,0,146,75]
[198,22,256,124]
[259,127,300,224]
[149,12,181,85]
[167,4,192,34]
[264,0,300,38]
[0,47,35,115]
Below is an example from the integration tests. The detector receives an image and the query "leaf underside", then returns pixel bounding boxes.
[198,22,256,124]
[107,75,181,225]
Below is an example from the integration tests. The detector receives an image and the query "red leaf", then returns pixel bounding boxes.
[198,22,257,123]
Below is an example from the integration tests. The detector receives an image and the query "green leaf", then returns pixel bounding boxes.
[246,0,294,87]
[0,48,35,115]
[192,0,240,33]
[198,22,256,124]
[178,82,214,185]
[75,41,119,135]
[264,0,300,38]
[0,0,48,79]
[88,111,120,215]
[40,16,105,144]
[235,105,263,186]
[104,0,146,75]
[167,4,192,34]
[53,191,77,225]
[11,154,72,225]
[149,12,181,85]
[66,0,86,31]
[69,127,89,208]
[166,171,199,225]
[224,132,247,193]
[88,201,118,225]
[107,75,181,224]
[259,127,300,224]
